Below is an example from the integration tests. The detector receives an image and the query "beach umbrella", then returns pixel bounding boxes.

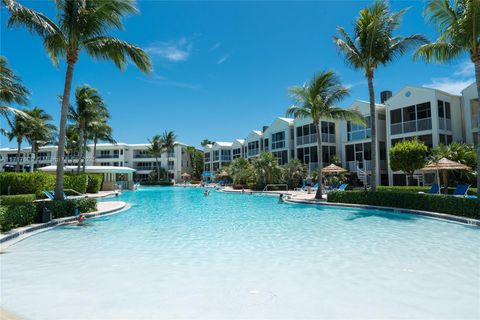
[217,171,229,178]
[421,158,471,193]
[322,163,348,174]
[181,172,191,178]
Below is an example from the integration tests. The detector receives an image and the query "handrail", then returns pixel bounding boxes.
[262,184,288,192]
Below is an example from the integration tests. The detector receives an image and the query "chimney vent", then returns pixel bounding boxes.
[262,126,269,132]
[380,91,392,103]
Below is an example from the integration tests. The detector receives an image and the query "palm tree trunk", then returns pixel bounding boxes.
[367,75,377,191]
[82,138,87,172]
[156,156,160,181]
[77,126,84,174]
[93,138,97,165]
[55,61,76,200]
[315,123,323,199]
[474,58,480,197]
[16,139,21,172]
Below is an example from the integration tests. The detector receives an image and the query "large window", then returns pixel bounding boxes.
[271,131,285,150]
[347,116,371,141]
[390,102,432,135]
[272,150,288,165]
[247,141,260,156]
[212,150,219,161]
[221,149,231,161]
[438,100,452,131]
[204,152,211,162]
[232,148,242,159]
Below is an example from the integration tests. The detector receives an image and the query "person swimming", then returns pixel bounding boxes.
[203,189,210,196]
[278,194,284,203]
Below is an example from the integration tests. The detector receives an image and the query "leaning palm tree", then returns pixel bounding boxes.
[286,71,364,199]
[24,107,57,168]
[333,1,427,191]
[0,56,29,123]
[162,130,177,156]
[147,135,165,181]
[69,85,109,173]
[415,0,480,197]
[89,120,116,166]
[4,0,152,199]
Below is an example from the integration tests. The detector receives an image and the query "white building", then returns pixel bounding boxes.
[262,117,294,165]
[244,130,263,159]
[461,83,480,146]
[0,142,192,183]
[210,142,233,172]
[231,139,245,159]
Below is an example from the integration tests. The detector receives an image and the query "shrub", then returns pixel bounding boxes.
[327,191,479,219]
[0,172,55,197]
[64,174,89,194]
[0,194,36,205]
[0,203,37,232]
[190,180,201,185]
[140,181,174,186]
[377,186,478,195]
[389,139,427,185]
[36,198,97,219]
[86,174,103,193]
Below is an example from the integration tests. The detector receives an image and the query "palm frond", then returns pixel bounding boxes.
[414,41,463,62]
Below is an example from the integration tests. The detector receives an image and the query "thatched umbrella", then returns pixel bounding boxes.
[322,163,348,174]
[217,170,229,177]
[421,158,471,194]
[181,172,191,183]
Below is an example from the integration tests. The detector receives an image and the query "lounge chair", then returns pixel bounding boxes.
[43,191,55,200]
[294,181,306,191]
[418,183,440,195]
[311,183,319,191]
[337,184,348,191]
[452,184,470,197]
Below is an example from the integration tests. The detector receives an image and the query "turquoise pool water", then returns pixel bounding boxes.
[1,187,479,319]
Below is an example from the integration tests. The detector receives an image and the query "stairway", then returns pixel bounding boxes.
[356,166,368,187]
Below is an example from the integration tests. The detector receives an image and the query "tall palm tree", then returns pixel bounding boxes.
[201,139,214,147]
[65,124,79,166]
[24,107,56,168]
[6,110,30,171]
[4,0,152,199]
[68,85,108,173]
[162,130,177,156]
[286,71,364,199]
[415,0,480,197]
[0,56,29,123]
[147,135,165,181]
[333,1,427,191]
[90,120,116,166]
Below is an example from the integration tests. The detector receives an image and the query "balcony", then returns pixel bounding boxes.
[247,149,259,157]
[96,154,119,159]
[390,118,432,135]
[221,156,231,161]
[471,115,480,128]
[271,141,286,150]
[135,166,154,171]
[347,160,372,172]
[347,129,371,142]
[134,154,153,159]
[296,133,335,146]
[438,118,452,131]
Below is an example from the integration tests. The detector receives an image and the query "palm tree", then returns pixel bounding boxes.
[65,124,79,166]
[201,139,214,147]
[286,71,364,199]
[6,110,30,171]
[0,56,29,123]
[147,135,165,181]
[24,107,56,168]
[333,0,427,191]
[68,85,108,173]
[163,131,177,155]
[4,0,152,199]
[90,120,116,166]
[415,0,480,197]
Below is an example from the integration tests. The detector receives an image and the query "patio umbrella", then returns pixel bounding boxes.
[322,163,348,174]
[181,172,191,178]
[421,158,471,194]
[217,171,229,177]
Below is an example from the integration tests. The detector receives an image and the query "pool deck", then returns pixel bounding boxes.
[0,308,23,320]
[0,201,129,250]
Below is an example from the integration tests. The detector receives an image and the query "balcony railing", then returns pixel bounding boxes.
[96,154,119,159]
[135,166,154,171]
[347,129,371,142]
[271,141,286,150]
[296,133,336,146]
[438,117,452,131]
[471,115,480,128]
[347,160,372,172]
[221,156,231,161]
[390,118,432,135]
[247,149,259,157]
[134,154,153,159]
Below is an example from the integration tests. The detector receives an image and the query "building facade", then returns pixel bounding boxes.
[202,84,479,187]
[0,142,192,183]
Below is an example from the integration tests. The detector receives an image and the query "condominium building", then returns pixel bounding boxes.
[202,82,478,187]
[0,142,192,183]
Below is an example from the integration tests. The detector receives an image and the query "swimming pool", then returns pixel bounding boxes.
[1,187,479,319]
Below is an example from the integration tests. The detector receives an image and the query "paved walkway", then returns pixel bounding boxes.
[219,186,327,201]
[0,308,23,320]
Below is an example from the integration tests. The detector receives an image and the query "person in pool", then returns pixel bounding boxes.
[204,189,210,196]
[77,213,86,225]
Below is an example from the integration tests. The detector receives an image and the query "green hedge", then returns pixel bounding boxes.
[0,194,36,205]
[64,174,89,194]
[0,172,55,197]
[36,198,97,219]
[140,181,174,186]
[377,186,478,195]
[86,174,103,193]
[327,191,479,219]
[0,204,37,232]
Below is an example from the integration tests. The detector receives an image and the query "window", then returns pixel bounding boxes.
[345,145,354,161]
[264,138,269,150]
[390,109,402,124]
[247,141,260,156]
[438,100,444,117]
[271,131,285,150]
[403,105,416,121]
[417,102,431,119]
[445,102,451,119]
[273,150,288,165]
[213,150,219,161]
[221,149,231,161]
[232,148,241,159]
[204,152,211,162]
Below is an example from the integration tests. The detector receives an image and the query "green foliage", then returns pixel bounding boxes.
[86,174,103,193]
[228,157,253,185]
[140,181,174,186]
[36,198,97,219]
[64,174,89,194]
[431,143,477,172]
[389,139,427,184]
[250,152,283,190]
[377,185,478,196]
[327,191,479,219]
[0,172,55,197]
[0,203,37,232]
[0,194,36,205]
[281,159,307,189]
[148,168,167,182]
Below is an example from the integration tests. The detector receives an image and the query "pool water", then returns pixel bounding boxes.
[1,187,479,319]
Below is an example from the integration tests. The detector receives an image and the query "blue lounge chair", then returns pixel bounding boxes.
[337,184,348,191]
[43,191,55,200]
[452,184,470,197]
[294,181,306,191]
[312,183,319,191]
[418,183,440,195]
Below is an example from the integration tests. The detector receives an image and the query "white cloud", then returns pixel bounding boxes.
[454,60,474,77]
[139,73,200,90]
[345,80,366,89]
[423,77,474,95]
[210,42,221,51]
[145,37,193,62]
[217,54,229,65]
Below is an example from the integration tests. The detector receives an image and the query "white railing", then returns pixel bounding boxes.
[390,118,432,135]
[296,133,335,145]
[471,115,480,128]
[248,149,259,157]
[347,160,372,172]
[439,118,452,131]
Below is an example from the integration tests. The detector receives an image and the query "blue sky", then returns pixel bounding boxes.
[0,1,474,148]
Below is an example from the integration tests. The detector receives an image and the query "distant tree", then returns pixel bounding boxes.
[415,0,480,197]
[286,70,364,198]
[250,152,283,190]
[185,146,203,179]
[24,107,56,168]
[4,0,152,199]
[201,139,213,147]
[90,120,116,166]
[334,0,426,191]
[389,139,428,186]
[65,124,79,165]
[6,110,29,171]
[0,56,29,125]
[162,130,177,156]
[281,159,308,190]
[147,135,165,182]
[228,157,253,186]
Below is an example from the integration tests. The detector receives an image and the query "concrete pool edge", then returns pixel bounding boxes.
[284,198,480,227]
[0,201,130,250]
